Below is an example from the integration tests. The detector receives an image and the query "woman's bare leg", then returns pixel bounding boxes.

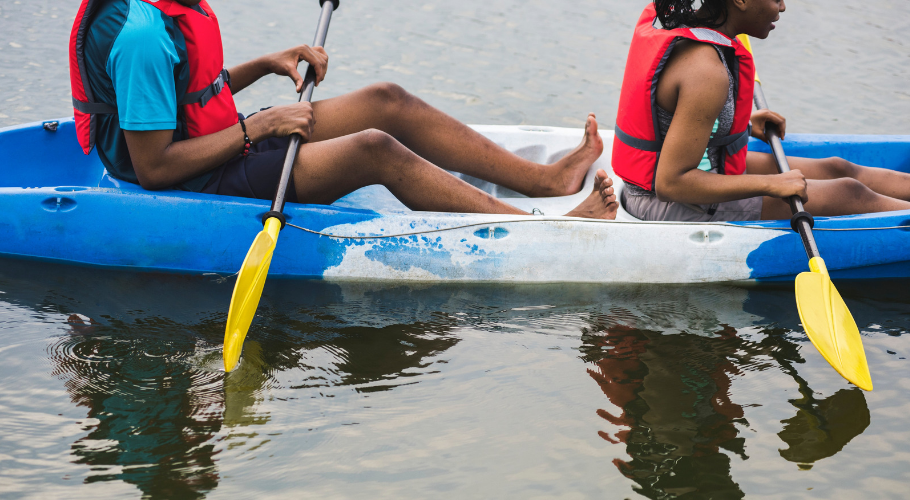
[747,152,910,201]
[291,129,618,219]
[307,83,602,197]
[761,178,910,220]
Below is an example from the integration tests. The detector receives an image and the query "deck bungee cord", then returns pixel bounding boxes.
[284,219,910,240]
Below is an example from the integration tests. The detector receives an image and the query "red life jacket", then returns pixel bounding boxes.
[69,0,238,155]
[612,4,755,192]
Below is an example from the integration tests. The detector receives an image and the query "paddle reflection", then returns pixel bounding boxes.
[779,388,870,468]
[767,329,871,469]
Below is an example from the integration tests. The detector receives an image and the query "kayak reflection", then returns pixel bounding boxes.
[0,258,892,497]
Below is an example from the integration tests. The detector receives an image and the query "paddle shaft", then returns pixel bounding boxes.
[752,84,821,261]
[270,0,337,215]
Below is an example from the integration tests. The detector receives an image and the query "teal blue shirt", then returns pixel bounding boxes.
[85,0,212,190]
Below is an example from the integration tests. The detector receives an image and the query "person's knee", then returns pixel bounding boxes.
[833,177,874,201]
[824,157,858,178]
[367,82,412,108]
[356,128,398,154]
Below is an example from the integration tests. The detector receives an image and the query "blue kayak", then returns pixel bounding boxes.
[1,117,909,282]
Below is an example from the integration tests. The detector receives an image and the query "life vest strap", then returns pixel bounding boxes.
[179,68,230,108]
[706,124,752,156]
[614,124,662,153]
[72,97,116,115]
[615,124,751,156]
[71,68,232,115]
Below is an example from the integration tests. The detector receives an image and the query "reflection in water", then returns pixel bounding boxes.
[779,388,870,468]
[0,258,896,498]
[48,300,459,498]
[769,340,871,469]
[582,326,759,499]
[1,260,459,498]
[49,313,226,498]
[580,319,871,499]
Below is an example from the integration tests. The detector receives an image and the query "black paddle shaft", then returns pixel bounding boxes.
[267,0,339,222]
[752,84,821,261]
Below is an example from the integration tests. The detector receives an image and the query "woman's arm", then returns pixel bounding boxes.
[652,42,806,205]
[228,45,329,94]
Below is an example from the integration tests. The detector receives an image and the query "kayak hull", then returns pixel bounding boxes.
[1,118,909,283]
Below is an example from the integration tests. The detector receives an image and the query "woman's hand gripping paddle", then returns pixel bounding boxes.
[737,35,872,391]
[223,0,339,373]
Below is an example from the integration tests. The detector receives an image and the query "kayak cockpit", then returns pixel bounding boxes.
[0,118,639,219]
[4,118,910,220]
[332,124,643,221]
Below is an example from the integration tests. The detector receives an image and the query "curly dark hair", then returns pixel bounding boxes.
[653,0,729,30]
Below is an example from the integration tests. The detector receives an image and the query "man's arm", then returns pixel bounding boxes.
[228,45,328,94]
[121,41,324,190]
[124,103,315,190]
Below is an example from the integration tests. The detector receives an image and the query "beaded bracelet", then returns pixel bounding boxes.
[239,116,252,156]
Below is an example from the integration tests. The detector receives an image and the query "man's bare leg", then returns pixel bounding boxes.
[307,83,602,198]
[291,128,618,219]
[748,152,910,201]
[761,177,910,220]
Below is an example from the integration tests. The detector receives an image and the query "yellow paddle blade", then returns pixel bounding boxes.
[223,218,283,372]
[795,258,873,391]
[736,34,762,84]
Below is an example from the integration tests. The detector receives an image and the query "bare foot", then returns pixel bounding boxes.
[564,169,618,220]
[534,113,604,197]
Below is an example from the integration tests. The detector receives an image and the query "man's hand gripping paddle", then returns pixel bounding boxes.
[737,35,872,391]
[223,0,339,373]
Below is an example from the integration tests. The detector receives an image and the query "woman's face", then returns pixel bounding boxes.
[740,0,786,39]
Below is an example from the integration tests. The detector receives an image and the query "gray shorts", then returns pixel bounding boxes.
[621,184,763,222]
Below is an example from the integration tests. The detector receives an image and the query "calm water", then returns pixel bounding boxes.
[0,260,908,499]
[1,0,910,498]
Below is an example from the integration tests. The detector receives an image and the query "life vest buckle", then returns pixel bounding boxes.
[181,69,231,108]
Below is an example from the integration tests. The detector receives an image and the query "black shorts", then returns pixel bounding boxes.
[201,135,298,203]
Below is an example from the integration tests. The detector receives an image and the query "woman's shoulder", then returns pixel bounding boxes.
[656,40,730,113]
[664,40,729,91]
[668,40,727,76]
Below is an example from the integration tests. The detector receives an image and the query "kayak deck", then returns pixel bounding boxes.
[1,118,909,282]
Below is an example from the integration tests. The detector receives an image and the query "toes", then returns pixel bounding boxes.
[594,170,611,186]
[585,114,599,134]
